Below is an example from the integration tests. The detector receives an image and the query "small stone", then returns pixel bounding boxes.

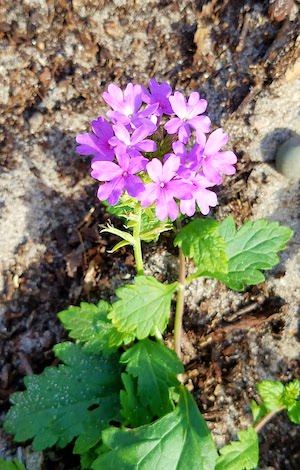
[214,384,223,396]
[104,20,124,39]
[28,112,44,134]
[0,21,11,32]
[275,137,300,180]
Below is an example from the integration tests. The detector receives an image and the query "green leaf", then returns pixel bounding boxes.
[282,379,300,409]
[101,223,134,245]
[108,240,130,253]
[0,458,26,470]
[4,343,121,452]
[250,399,267,424]
[216,217,293,290]
[215,427,259,470]
[120,339,183,416]
[105,197,173,243]
[120,373,152,427]
[73,395,120,454]
[139,209,173,243]
[287,402,300,424]
[104,197,136,220]
[174,219,228,274]
[58,301,134,354]
[108,276,177,339]
[256,380,285,412]
[183,217,293,291]
[283,379,300,424]
[92,387,217,470]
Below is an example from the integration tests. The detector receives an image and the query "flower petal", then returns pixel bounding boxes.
[202,160,222,185]
[140,183,159,206]
[178,123,190,144]
[205,128,228,155]
[91,161,122,181]
[146,158,163,182]
[169,92,187,119]
[162,155,180,181]
[125,175,145,197]
[187,98,208,119]
[180,198,196,217]
[130,124,155,145]
[91,117,114,140]
[128,156,147,173]
[113,124,131,145]
[135,139,157,152]
[164,117,182,135]
[189,115,211,134]
[167,180,193,199]
[76,133,103,155]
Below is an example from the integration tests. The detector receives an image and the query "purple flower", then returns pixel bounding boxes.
[139,156,192,221]
[164,91,211,144]
[103,83,143,126]
[197,128,237,185]
[180,173,218,216]
[170,141,202,177]
[109,123,157,157]
[142,79,173,116]
[76,116,115,161]
[130,103,160,129]
[91,154,145,205]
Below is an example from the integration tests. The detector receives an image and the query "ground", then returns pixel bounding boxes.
[0,0,300,469]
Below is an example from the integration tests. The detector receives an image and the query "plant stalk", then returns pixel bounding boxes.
[174,247,186,361]
[253,408,283,433]
[133,205,144,276]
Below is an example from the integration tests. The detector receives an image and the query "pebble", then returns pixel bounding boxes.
[29,112,44,134]
[214,384,224,397]
[275,137,300,180]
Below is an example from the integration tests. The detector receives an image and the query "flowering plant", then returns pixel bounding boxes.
[76,81,236,221]
[4,81,297,470]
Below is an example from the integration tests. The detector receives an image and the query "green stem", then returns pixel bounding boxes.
[133,205,144,276]
[253,408,283,433]
[174,247,186,362]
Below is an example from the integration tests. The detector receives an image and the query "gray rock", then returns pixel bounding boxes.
[28,112,44,134]
[275,136,300,180]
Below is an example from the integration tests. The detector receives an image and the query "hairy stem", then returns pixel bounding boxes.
[174,248,186,361]
[253,408,283,433]
[133,205,144,276]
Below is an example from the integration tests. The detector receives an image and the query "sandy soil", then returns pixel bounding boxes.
[0,1,300,468]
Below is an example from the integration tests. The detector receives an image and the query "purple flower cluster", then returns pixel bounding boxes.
[76,80,237,221]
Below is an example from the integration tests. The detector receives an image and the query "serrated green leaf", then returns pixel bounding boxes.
[287,402,300,424]
[73,394,121,454]
[283,379,300,409]
[251,399,267,424]
[215,427,259,470]
[92,387,217,470]
[120,373,152,427]
[4,343,121,451]
[283,379,300,424]
[257,380,285,412]
[0,458,26,470]
[58,301,134,354]
[174,219,228,274]
[185,217,293,291]
[108,276,177,339]
[120,339,184,417]
[216,218,293,290]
